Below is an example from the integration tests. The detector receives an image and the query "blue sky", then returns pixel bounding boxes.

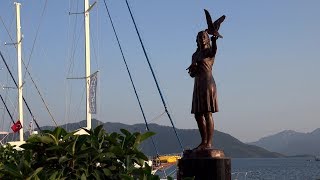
[0,0,319,142]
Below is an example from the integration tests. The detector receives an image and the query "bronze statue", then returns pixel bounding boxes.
[187,9,225,150]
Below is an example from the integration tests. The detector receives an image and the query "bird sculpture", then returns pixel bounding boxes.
[204,9,226,38]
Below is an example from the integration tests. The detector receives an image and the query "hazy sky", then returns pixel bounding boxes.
[0,0,319,142]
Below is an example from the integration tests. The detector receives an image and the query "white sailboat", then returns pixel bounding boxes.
[1,2,39,148]
[0,0,98,144]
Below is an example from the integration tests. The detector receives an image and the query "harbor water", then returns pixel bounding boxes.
[157,157,320,180]
[232,157,320,180]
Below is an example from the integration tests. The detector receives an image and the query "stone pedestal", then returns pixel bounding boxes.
[177,149,231,180]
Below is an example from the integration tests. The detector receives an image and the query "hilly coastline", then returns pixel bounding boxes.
[250,129,320,156]
[41,119,282,158]
[3,119,282,158]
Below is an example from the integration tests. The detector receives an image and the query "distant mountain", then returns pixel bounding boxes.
[2,119,282,158]
[102,122,282,158]
[249,129,320,156]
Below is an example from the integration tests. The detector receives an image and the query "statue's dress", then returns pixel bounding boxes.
[191,49,219,114]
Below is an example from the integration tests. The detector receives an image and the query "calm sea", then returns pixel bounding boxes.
[157,157,320,180]
[232,158,320,180]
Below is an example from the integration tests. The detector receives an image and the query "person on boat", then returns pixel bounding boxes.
[188,30,219,150]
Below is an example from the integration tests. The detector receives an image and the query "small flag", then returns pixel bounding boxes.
[89,72,98,114]
[11,120,22,133]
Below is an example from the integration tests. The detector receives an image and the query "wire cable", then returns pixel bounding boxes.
[0,50,41,131]
[124,0,184,151]
[0,94,14,124]
[1,4,58,127]
[23,0,48,80]
[103,0,160,156]
[65,0,81,126]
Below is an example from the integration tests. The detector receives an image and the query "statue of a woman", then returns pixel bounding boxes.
[188,30,219,150]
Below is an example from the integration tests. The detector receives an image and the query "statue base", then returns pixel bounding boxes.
[177,149,231,180]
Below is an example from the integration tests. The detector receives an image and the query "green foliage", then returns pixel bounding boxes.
[0,125,162,179]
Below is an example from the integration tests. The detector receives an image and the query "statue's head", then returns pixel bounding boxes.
[196,30,210,49]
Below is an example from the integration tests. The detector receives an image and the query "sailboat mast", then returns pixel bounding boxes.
[15,2,24,142]
[84,0,91,129]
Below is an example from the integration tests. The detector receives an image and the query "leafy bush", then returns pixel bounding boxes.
[0,125,161,180]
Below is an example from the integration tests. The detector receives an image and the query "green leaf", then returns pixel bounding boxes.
[59,156,70,164]
[20,143,37,151]
[62,131,76,141]
[102,168,111,176]
[109,165,116,171]
[47,133,59,145]
[81,173,87,180]
[48,171,59,180]
[72,135,79,156]
[46,145,64,151]
[134,151,148,161]
[133,134,142,148]
[110,132,119,139]
[53,127,68,140]
[74,135,89,153]
[93,125,104,137]
[124,134,136,148]
[120,129,131,137]
[26,167,43,180]
[92,152,114,162]
[140,132,155,142]
[119,174,134,180]
[77,147,95,156]
[46,157,58,161]
[20,159,32,175]
[25,135,41,143]
[104,152,116,159]
[39,135,55,144]
[92,170,103,180]
[109,145,124,156]
[3,164,23,178]
[42,129,53,134]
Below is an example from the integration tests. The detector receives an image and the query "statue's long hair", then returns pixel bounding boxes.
[195,31,211,52]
